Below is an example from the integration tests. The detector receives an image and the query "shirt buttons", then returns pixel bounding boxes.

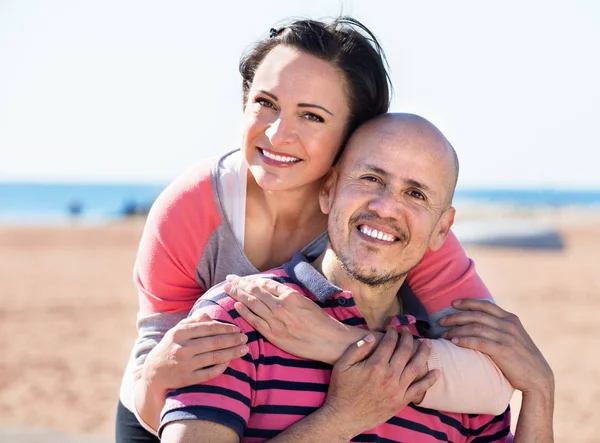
[337,297,347,306]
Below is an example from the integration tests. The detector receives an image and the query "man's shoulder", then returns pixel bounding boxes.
[192,268,299,321]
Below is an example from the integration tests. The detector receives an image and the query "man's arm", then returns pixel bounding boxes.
[162,420,239,443]
[161,328,439,443]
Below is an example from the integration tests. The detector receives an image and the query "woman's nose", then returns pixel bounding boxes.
[265,116,296,147]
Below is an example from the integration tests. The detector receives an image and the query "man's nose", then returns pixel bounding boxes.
[265,115,297,147]
[366,192,405,222]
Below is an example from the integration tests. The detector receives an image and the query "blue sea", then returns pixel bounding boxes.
[1,182,600,225]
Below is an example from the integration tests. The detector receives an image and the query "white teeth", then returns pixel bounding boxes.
[359,225,396,242]
[262,149,300,163]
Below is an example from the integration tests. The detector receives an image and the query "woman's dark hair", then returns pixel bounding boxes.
[239,16,392,149]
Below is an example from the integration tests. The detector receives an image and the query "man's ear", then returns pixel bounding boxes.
[319,168,338,215]
[428,206,455,252]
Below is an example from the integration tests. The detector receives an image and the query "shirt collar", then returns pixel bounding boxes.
[282,250,430,328]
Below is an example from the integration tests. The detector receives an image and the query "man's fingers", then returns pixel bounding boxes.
[406,369,440,405]
[336,334,377,369]
[388,327,415,368]
[451,299,508,318]
[234,302,273,337]
[398,338,431,381]
[368,326,400,366]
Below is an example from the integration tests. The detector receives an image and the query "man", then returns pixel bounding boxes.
[159,114,553,442]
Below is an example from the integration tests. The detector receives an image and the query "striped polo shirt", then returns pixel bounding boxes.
[159,251,511,442]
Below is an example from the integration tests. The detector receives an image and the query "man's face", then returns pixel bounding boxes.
[320,117,456,287]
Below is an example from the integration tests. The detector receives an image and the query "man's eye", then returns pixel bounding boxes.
[362,176,381,184]
[408,190,425,200]
[302,113,324,123]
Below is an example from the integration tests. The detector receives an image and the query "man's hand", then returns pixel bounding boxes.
[321,327,439,439]
[224,275,350,364]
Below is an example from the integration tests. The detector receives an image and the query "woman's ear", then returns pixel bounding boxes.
[428,206,455,252]
[319,169,338,215]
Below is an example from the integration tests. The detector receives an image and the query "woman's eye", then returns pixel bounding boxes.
[408,190,425,200]
[302,113,324,123]
[256,97,276,109]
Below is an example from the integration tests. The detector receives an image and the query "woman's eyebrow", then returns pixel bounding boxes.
[257,90,334,116]
[298,103,333,115]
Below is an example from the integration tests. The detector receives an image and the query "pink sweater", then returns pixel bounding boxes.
[120,152,514,429]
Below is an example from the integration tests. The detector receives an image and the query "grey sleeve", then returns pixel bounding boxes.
[132,311,189,368]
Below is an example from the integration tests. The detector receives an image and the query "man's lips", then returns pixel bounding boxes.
[357,224,398,243]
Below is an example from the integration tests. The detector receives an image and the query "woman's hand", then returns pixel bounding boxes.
[224,275,358,365]
[143,312,249,394]
[439,299,554,394]
[322,327,439,439]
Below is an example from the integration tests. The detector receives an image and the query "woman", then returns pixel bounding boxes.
[116,17,513,442]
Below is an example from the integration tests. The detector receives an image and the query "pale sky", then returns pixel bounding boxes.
[1,0,599,188]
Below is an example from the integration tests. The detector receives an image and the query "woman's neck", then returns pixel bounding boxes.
[243,174,328,271]
[246,174,325,229]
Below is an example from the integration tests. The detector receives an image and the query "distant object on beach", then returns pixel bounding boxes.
[120,200,151,217]
[453,218,564,250]
[67,200,83,217]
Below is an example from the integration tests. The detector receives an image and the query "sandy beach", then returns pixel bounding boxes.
[0,213,598,442]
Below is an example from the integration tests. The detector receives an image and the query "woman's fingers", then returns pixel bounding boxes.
[191,363,230,385]
[440,309,504,330]
[173,318,241,341]
[191,342,249,367]
[451,299,510,318]
[233,301,274,337]
[442,323,507,342]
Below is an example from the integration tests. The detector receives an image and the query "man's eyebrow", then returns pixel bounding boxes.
[405,178,432,194]
[257,90,334,116]
[361,164,432,193]
[361,164,390,177]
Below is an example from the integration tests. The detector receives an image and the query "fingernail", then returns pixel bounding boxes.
[223,283,231,292]
[240,345,249,354]
[226,275,234,281]
[452,300,462,307]
[439,317,447,325]
[423,338,432,348]
[451,337,459,344]
[363,334,375,343]
[240,334,248,343]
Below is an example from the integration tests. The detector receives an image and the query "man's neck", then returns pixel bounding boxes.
[313,248,405,331]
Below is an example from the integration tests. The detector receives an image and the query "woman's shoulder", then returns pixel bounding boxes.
[145,156,224,235]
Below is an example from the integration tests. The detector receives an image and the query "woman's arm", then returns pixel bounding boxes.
[441,299,555,443]
[224,272,514,415]
[127,161,248,432]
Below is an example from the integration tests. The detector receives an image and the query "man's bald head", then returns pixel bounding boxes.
[339,113,459,207]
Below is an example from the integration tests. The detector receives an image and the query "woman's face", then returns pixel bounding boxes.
[242,45,351,193]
